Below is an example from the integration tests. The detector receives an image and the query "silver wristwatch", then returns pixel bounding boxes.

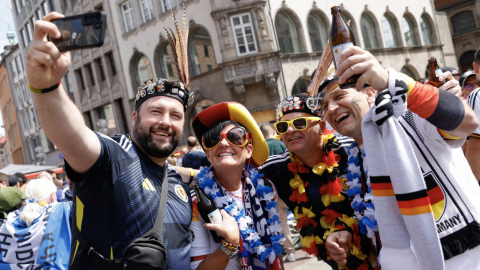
[221,245,239,259]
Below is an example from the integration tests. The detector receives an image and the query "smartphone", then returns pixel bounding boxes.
[48,11,106,52]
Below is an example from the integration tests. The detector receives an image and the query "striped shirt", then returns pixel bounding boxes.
[67,133,192,270]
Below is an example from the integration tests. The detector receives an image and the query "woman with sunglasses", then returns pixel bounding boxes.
[189,102,285,270]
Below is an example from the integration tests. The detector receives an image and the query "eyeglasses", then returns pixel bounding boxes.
[202,127,250,150]
[274,117,321,134]
[464,83,478,91]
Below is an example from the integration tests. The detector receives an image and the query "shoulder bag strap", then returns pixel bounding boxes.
[70,162,170,270]
[150,162,170,242]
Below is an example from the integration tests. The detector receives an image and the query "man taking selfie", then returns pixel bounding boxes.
[26,12,194,269]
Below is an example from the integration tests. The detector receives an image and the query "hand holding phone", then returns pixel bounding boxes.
[47,11,106,52]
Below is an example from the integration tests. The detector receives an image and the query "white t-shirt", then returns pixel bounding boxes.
[399,110,480,267]
[467,88,480,139]
[189,187,244,270]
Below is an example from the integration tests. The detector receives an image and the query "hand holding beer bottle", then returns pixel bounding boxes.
[331,6,389,91]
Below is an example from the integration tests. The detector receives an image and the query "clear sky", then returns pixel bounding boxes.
[0,0,15,137]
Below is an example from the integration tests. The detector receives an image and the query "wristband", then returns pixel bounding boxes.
[187,168,194,185]
[222,239,239,251]
[28,82,61,94]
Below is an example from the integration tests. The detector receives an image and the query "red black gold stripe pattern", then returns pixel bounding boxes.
[395,190,433,216]
[370,176,394,197]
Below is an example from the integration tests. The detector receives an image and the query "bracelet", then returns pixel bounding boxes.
[187,168,194,185]
[28,82,61,94]
[222,239,239,251]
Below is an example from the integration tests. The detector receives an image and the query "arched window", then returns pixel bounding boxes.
[382,15,399,48]
[189,28,217,77]
[292,78,310,95]
[420,15,434,45]
[159,44,178,81]
[275,11,301,53]
[460,50,475,72]
[402,16,417,46]
[451,11,476,34]
[188,99,216,134]
[401,66,417,80]
[361,14,378,49]
[341,12,359,44]
[135,55,153,87]
[307,12,328,52]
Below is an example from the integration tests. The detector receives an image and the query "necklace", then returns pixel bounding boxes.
[345,142,378,242]
[197,164,285,265]
[287,132,345,257]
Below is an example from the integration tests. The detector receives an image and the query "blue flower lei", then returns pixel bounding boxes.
[345,142,378,240]
[197,164,285,264]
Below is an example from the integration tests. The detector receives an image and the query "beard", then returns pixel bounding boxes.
[132,114,182,159]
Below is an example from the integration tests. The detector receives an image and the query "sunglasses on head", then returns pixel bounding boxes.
[202,127,250,150]
[274,117,321,134]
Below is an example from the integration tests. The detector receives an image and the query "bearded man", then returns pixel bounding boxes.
[321,46,480,269]
[26,12,194,269]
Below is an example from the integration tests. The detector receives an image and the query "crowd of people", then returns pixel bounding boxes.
[2,9,480,270]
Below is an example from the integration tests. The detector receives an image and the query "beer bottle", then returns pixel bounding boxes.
[193,183,223,243]
[330,6,360,88]
[428,57,445,88]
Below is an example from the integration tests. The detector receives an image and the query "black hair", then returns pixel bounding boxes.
[203,120,250,147]
[14,173,27,184]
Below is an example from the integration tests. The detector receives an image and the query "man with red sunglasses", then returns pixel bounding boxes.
[257,93,378,269]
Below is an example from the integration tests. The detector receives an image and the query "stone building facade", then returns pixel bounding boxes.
[8,0,457,145]
[0,47,26,165]
[107,0,456,139]
[435,0,480,73]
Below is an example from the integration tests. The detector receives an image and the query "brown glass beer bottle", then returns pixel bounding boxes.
[330,6,360,88]
[193,183,223,243]
[427,57,445,88]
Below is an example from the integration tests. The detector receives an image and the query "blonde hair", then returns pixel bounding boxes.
[20,179,57,226]
[37,172,54,182]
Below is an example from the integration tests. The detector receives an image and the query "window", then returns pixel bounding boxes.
[361,14,378,49]
[402,16,417,46]
[15,0,21,13]
[15,57,22,78]
[135,55,153,87]
[10,61,17,81]
[122,2,135,32]
[451,11,476,34]
[97,104,117,136]
[307,12,328,52]
[140,0,154,23]
[160,0,175,13]
[292,78,310,95]
[97,58,106,81]
[26,22,33,43]
[204,45,209,57]
[36,8,43,21]
[189,28,217,76]
[76,69,85,90]
[159,43,178,80]
[382,15,399,48]
[231,13,258,55]
[207,64,212,71]
[420,15,434,45]
[401,66,415,80]
[21,29,28,47]
[86,64,95,86]
[275,12,301,53]
[42,2,49,15]
[108,53,117,76]
[30,108,37,126]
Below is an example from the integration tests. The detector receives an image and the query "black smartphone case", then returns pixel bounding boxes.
[48,11,107,52]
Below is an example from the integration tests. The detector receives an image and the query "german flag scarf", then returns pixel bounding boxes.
[361,80,444,269]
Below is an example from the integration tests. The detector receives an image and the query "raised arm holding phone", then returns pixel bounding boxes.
[27,12,196,270]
